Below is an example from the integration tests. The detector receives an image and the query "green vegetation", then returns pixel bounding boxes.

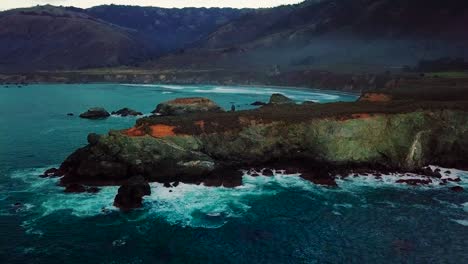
[425,71,468,78]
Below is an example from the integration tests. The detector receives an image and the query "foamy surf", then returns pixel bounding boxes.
[5,165,467,230]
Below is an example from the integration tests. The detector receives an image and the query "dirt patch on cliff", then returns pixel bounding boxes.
[149,124,177,138]
[123,126,146,137]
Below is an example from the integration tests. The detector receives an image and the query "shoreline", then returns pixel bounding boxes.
[5,82,362,97]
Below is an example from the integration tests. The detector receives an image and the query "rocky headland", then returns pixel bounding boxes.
[43,93,468,208]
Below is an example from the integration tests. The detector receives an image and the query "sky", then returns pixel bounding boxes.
[0,0,304,10]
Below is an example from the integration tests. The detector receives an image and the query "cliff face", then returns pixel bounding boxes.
[57,103,468,185]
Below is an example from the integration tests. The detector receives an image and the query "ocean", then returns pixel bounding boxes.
[0,84,466,263]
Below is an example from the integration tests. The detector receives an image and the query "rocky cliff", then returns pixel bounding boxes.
[55,100,468,187]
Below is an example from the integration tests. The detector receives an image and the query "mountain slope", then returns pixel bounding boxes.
[0,5,248,72]
[155,0,468,73]
[0,5,153,72]
[86,5,249,51]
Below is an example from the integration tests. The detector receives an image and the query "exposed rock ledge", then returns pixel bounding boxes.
[53,100,468,190]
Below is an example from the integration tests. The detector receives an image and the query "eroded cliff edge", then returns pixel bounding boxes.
[55,100,468,187]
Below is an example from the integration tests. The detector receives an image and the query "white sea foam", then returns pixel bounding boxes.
[121,84,187,90]
[451,219,468,226]
[7,165,468,229]
[336,167,467,191]
[193,87,279,95]
[40,187,119,217]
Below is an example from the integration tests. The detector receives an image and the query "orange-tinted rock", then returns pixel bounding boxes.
[149,124,176,138]
[123,126,146,137]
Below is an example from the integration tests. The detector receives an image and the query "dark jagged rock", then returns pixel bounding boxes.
[447,178,461,182]
[79,107,110,119]
[396,179,432,186]
[152,97,224,116]
[64,184,86,193]
[262,169,274,176]
[251,101,267,106]
[63,184,99,194]
[87,133,101,146]
[113,176,151,210]
[87,187,100,193]
[111,108,143,117]
[268,93,295,105]
[40,167,63,178]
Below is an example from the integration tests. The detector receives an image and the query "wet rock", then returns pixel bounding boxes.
[152,97,224,116]
[172,181,179,187]
[79,107,110,119]
[163,182,172,188]
[445,170,451,174]
[450,186,464,192]
[67,113,74,116]
[40,167,63,178]
[300,171,337,187]
[262,169,274,176]
[395,178,432,186]
[268,93,295,105]
[202,168,242,188]
[113,176,151,210]
[64,184,86,193]
[111,108,143,117]
[447,177,461,182]
[251,101,267,106]
[87,187,100,193]
[87,133,100,146]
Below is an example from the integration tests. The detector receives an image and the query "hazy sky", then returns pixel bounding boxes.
[0,0,304,10]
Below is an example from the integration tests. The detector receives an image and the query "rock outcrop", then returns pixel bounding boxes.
[111,108,143,117]
[251,101,267,106]
[57,100,468,187]
[151,97,224,116]
[359,93,392,102]
[79,107,110,119]
[268,93,295,105]
[113,176,151,210]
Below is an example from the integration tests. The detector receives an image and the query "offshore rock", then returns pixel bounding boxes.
[152,97,224,116]
[79,107,110,119]
[40,167,63,178]
[113,176,151,210]
[251,101,267,106]
[268,93,295,105]
[111,108,143,117]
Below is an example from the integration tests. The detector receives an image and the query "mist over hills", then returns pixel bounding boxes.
[1,0,467,73]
